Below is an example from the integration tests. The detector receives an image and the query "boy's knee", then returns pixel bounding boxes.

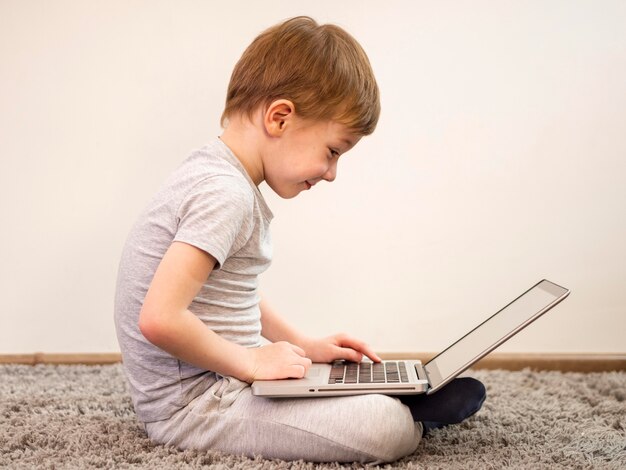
[352,395,420,462]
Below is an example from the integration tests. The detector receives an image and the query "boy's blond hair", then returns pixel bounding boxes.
[221,16,380,136]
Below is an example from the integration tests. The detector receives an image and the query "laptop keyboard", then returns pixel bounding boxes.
[328,361,410,384]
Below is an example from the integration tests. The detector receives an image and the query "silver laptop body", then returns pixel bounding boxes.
[251,279,570,398]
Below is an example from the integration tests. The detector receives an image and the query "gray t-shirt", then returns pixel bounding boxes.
[114,138,273,423]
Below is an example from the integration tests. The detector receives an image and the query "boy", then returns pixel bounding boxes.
[114,16,485,463]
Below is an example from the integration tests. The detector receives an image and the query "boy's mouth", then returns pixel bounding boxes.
[305,181,313,190]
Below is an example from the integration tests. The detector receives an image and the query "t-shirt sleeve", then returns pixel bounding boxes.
[173,175,253,269]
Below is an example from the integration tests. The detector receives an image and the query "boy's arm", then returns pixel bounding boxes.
[260,297,382,364]
[138,241,311,382]
[259,297,309,347]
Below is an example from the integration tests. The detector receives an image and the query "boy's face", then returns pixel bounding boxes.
[263,118,361,199]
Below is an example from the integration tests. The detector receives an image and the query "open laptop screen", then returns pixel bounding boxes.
[424,280,569,392]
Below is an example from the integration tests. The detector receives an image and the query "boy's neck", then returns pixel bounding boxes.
[219,116,265,187]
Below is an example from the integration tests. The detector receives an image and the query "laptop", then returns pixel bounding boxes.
[251,279,570,397]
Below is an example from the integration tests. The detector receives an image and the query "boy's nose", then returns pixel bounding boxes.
[323,162,337,182]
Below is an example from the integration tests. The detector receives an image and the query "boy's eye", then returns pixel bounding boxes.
[329,148,340,158]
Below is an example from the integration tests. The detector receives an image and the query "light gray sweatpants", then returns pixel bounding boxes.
[144,376,422,463]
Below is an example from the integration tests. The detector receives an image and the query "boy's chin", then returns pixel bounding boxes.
[269,183,305,199]
[279,190,301,200]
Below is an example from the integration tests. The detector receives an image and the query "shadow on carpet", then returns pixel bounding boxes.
[1,364,625,469]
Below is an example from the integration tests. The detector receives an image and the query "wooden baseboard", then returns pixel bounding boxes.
[379,352,626,372]
[0,352,624,372]
[0,353,122,365]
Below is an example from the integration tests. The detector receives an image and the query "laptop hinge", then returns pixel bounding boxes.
[414,362,428,382]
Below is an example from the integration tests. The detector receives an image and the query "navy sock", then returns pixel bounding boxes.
[398,377,486,436]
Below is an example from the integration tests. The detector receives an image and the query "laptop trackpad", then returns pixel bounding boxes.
[306,368,321,378]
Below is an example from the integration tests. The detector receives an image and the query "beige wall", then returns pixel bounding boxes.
[1,0,625,354]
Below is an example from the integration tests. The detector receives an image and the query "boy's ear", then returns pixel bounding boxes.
[264,99,296,137]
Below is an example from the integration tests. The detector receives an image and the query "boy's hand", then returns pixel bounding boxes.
[300,334,382,364]
[244,341,312,382]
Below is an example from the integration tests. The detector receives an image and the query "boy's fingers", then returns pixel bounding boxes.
[336,336,381,362]
[294,355,312,368]
[361,347,382,363]
[288,358,311,378]
[290,344,306,357]
[285,364,306,378]
[334,346,363,363]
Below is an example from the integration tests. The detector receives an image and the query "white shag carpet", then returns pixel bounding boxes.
[1,364,625,469]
